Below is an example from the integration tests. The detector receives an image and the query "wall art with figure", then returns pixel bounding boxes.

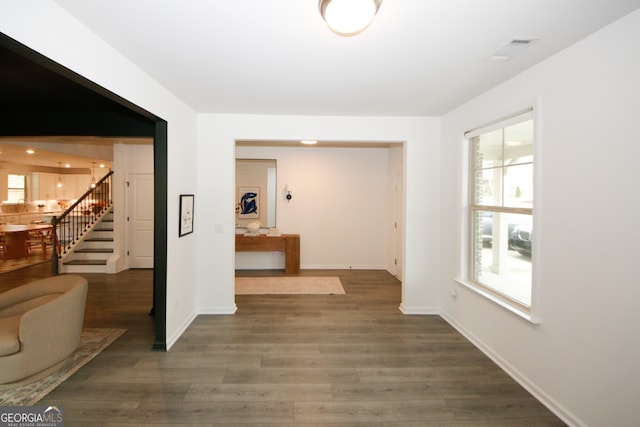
[237,186,259,219]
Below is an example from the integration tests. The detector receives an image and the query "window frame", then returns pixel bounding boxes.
[7,173,27,203]
[460,108,537,321]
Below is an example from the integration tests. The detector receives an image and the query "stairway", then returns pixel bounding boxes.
[60,210,115,274]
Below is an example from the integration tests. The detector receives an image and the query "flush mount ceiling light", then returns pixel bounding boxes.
[319,0,382,36]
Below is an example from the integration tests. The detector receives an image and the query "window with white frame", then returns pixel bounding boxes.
[8,174,27,203]
[466,110,534,311]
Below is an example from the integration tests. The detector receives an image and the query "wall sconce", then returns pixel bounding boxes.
[285,184,293,201]
[319,0,382,37]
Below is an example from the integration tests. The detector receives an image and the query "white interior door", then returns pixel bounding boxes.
[126,174,154,268]
[394,171,404,280]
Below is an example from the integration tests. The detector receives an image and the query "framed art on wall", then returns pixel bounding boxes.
[237,186,260,219]
[179,194,194,237]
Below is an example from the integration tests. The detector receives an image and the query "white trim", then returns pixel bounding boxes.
[462,102,537,320]
[398,304,439,315]
[529,97,543,322]
[300,264,389,270]
[165,311,198,351]
[454,278,539,324]
[464,108,534,138]
[198,305,238,315]
[440,311,584,427]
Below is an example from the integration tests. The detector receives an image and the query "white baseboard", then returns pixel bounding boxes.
[198,305,238,315]
[398,303,439,315]
[301,264,388,270]
[167,305,238,350]
[439,310,584,427]
[165,311,197,351]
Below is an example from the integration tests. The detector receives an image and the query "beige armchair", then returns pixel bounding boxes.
[0,275,88,389]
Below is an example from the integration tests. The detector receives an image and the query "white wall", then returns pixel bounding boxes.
[235,145,390,270]
[1,2,200,349]
[439,10,640,427]
[196,114,441,315]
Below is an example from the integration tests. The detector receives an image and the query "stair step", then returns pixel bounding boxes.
[64,259,107,266]
[74,248,114,254]
[57,205,116,273]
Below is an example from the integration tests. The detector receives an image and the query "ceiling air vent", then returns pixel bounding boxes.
[510,38,534,45]
[487,37,539,62]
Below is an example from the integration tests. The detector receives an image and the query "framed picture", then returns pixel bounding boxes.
[179,194,194,237]
[237,186,260,219]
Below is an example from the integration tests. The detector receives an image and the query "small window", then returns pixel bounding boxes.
[8,174,27,202]
[466,110,534,311]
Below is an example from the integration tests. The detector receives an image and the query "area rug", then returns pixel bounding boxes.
[0,328,126,406]
[235,276,345,295]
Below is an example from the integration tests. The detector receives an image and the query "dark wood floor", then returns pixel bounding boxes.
[1,265,565,426]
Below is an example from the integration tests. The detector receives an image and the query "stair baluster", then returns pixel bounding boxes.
[51,171,114,275]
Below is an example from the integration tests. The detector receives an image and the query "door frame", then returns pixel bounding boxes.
[0,33,168,350]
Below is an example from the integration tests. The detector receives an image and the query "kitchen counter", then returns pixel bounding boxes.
[0,211,64,225]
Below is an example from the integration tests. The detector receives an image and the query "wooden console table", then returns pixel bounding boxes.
[235,234,300,274]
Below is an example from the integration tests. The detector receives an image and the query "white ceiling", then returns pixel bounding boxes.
[0,137,150,169]
[54,0,640,116]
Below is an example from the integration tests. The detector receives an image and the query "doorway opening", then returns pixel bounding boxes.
[0,33,168,350]
[233,140,405,294]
